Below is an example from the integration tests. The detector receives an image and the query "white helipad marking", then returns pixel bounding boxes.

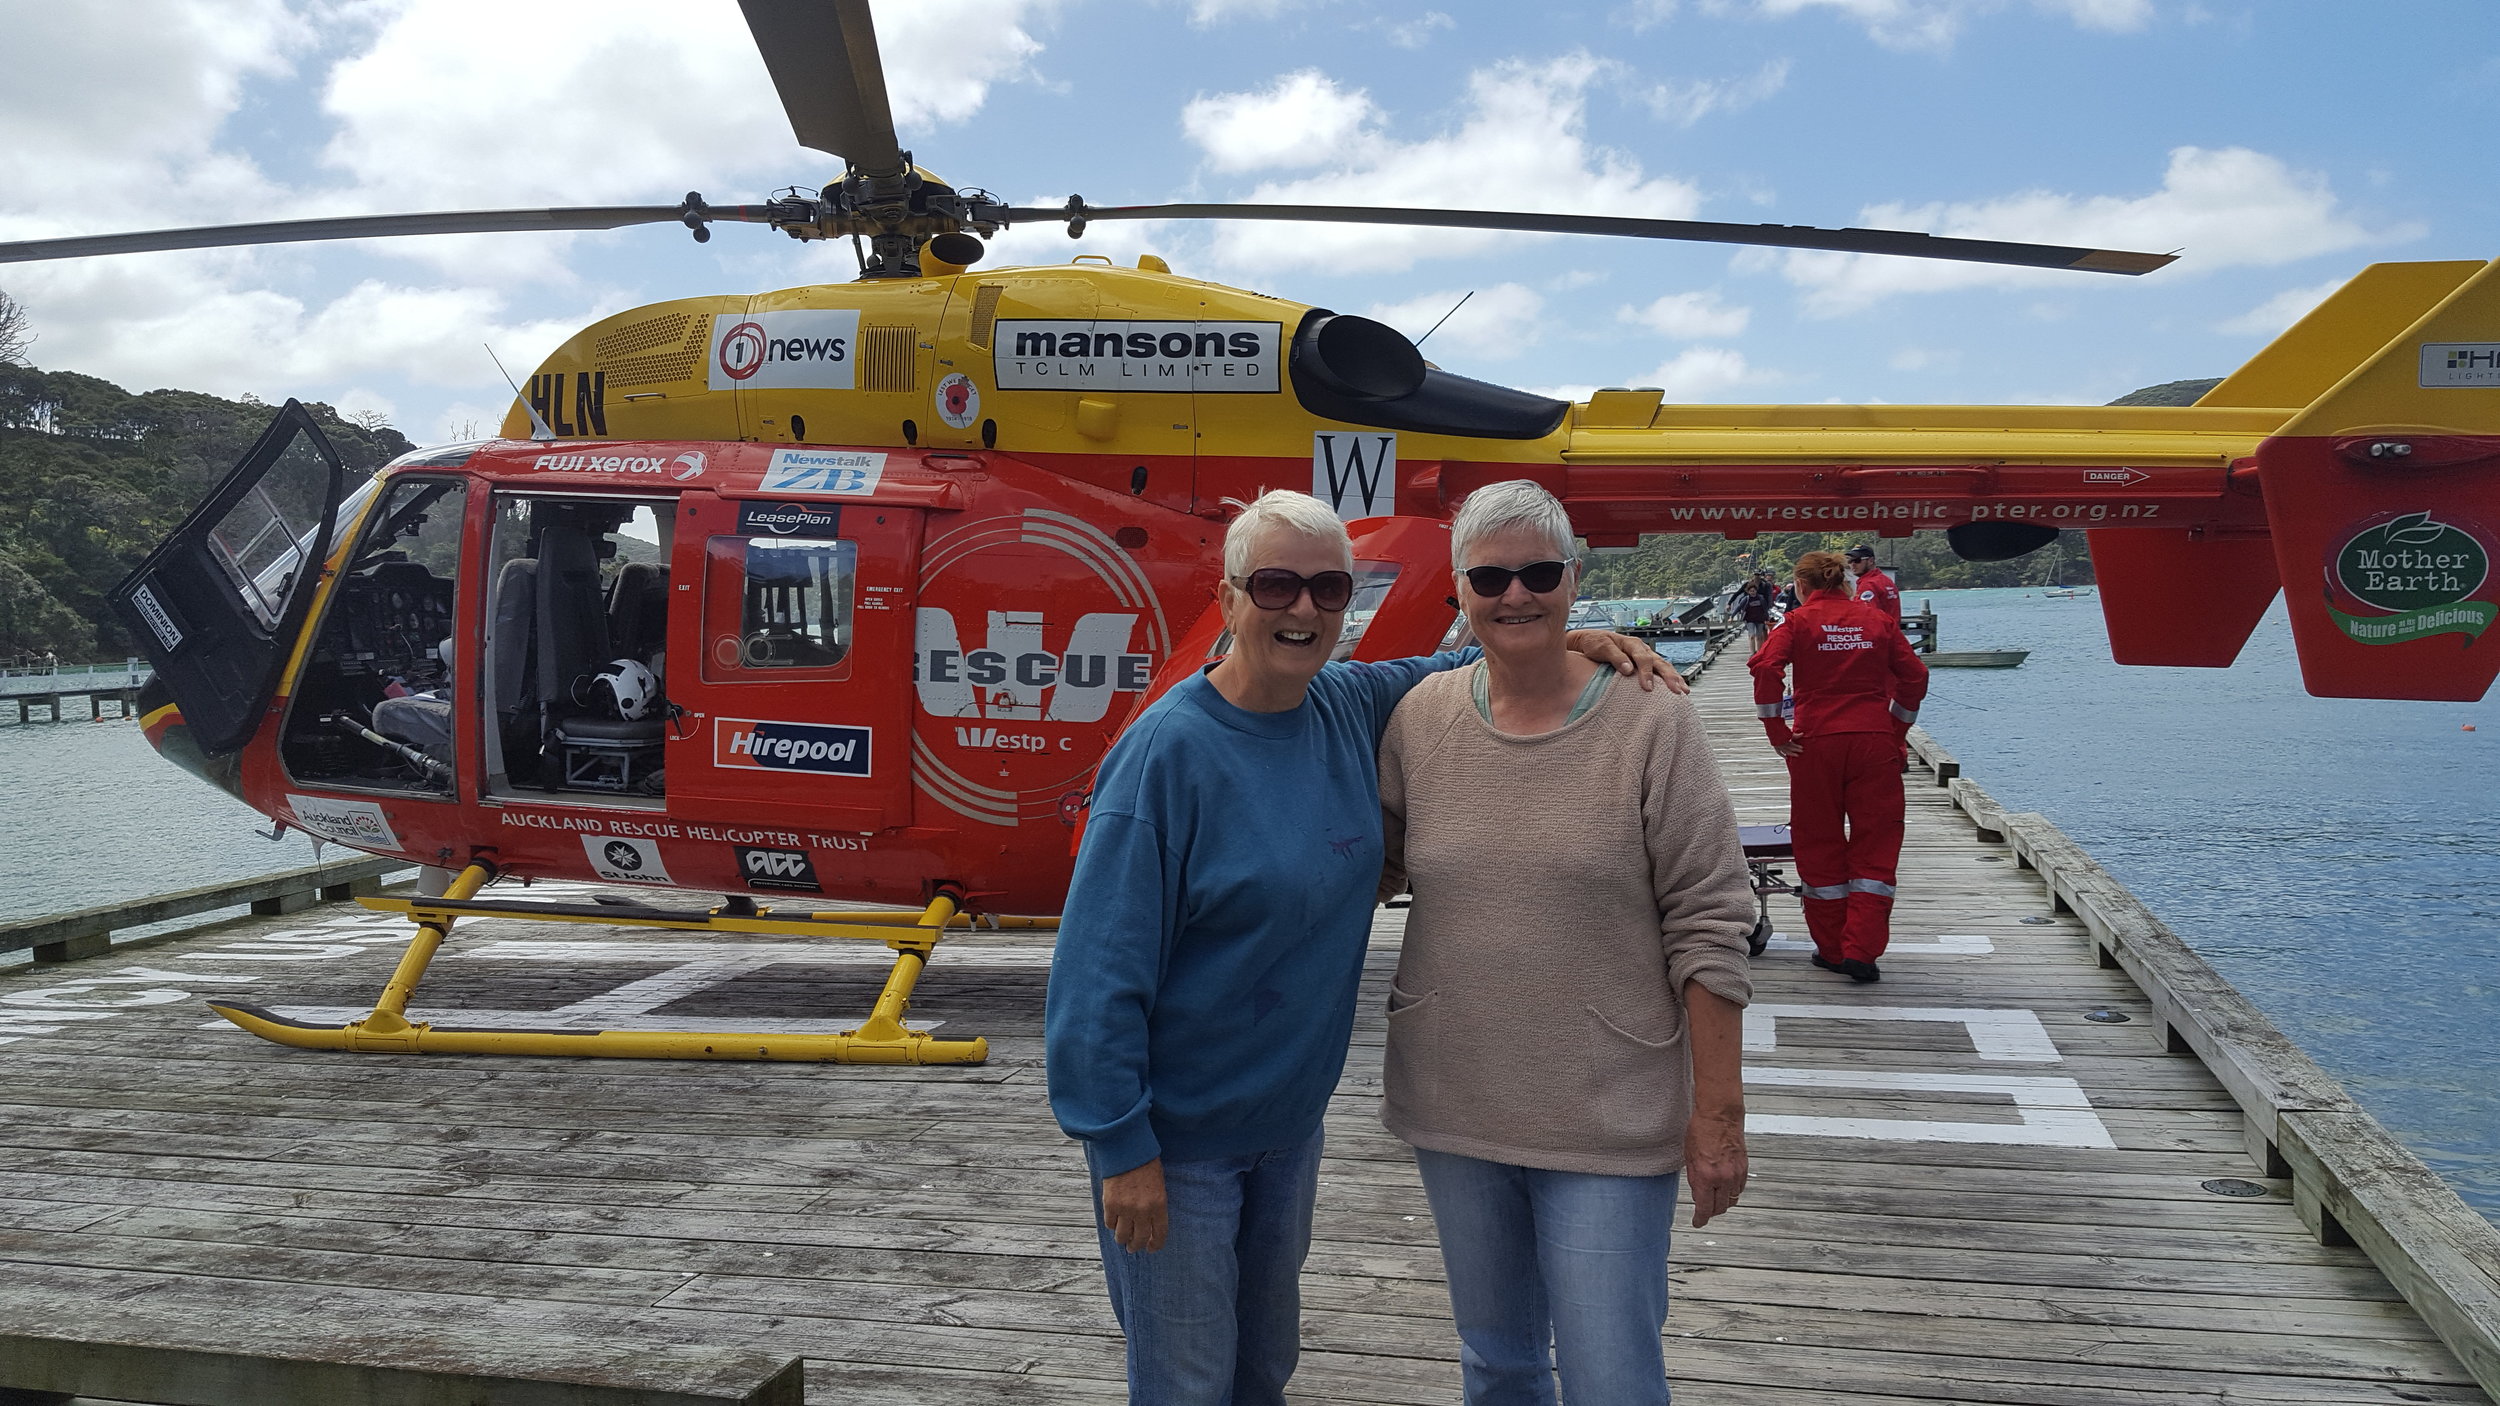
[1744,1004,2061,1061]
[1765,933,1993,955]
[1745,1067,2115,1148]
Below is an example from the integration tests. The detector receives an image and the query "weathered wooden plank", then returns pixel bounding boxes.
[2279,1109,2500,1400]
[0,1264,802,1406]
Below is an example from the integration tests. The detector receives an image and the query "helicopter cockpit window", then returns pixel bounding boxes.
[702,536,857,681]
[1208,563,1402,663]
[279,476,466,795]
[207,431,345,630]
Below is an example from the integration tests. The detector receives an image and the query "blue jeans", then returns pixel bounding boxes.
[1091,1128,1325,1405]
[1415,1147,1680,1406]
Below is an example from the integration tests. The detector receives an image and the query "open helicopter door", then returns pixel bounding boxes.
[665,490,921,840]
[109,400,351,755]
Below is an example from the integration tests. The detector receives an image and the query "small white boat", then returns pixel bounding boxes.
[1567,599,1618,630]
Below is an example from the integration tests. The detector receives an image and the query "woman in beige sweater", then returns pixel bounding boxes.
[1377,480,1755,1406]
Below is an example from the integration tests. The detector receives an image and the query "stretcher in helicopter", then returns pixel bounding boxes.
[7,1,2491,1065]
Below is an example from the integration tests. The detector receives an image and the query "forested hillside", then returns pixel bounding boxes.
[1577,527,2094,601]
[0,365,411,661]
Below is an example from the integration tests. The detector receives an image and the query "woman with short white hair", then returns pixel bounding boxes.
[1048,488,1678,1405]
[1378,478,1755,1406]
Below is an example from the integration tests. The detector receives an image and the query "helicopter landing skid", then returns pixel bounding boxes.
[206,862,1035,1064]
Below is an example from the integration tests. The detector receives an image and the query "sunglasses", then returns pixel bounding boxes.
[1462,559,1572,598]
[1232,568,1355,612]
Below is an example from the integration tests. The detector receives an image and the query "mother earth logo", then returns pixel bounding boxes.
[2327,511,2494,646]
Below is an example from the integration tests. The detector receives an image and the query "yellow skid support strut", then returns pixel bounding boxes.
[209,869,1019,1064]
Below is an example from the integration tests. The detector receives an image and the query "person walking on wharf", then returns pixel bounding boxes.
[1843,544,1901,622]
[1044,490,1679,1405]
[1377,480,1754,1406]
[1751,550,1928,982]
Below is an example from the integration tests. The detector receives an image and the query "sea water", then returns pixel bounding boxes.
[2,596,2494,1221]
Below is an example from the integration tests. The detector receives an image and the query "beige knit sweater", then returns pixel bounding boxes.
[1377,666,1755,1177]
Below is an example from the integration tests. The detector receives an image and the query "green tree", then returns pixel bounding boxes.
[0,364,412,661]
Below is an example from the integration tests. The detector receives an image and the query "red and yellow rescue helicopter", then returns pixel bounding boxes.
[7,1,2494,1066]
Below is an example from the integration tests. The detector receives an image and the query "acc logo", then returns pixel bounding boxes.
[2326,511,2497,646]
[735,845,823,893]
[715,718,873,776]
[582,835,673,886]
[935,372,980,430]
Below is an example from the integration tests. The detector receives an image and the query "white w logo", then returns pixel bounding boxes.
[1313,432,1396,519]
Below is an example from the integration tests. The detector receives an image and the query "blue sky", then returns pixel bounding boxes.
[1,0,2494,441]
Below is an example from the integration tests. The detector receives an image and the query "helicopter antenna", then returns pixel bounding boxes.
[1415,290,1474,349]
[485,343,556,441]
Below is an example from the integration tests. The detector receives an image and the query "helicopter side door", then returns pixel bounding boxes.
[665,491,919,835]
[109,400,352,755]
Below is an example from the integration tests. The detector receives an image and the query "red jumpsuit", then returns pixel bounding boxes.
[1750,590,1929,964]
[1852,565,1902,621]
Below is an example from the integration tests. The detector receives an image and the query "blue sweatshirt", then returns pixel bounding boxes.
[1045,653,1471,1176]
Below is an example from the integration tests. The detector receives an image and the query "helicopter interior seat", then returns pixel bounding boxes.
[606,561,669,673]
[536,526,663,793]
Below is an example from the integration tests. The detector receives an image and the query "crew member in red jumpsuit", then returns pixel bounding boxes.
[1843,544,1901,621]
[1751,551,1929,982]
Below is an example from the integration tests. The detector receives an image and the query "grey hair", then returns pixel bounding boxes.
[1223,490,1353,578]
[1450,479,1576,570]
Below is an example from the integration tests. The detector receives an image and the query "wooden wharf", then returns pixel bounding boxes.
[1,647,2495,1404]
[0,662,148,724]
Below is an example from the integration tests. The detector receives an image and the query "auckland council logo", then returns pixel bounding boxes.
[2325,511,2495,647]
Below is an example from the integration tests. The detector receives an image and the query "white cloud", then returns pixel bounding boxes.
[1365,284,1546,359]
[1378,11,1456,47]
[1182,71,1380,173]
[2217,279,2342,337]
[10,257,588,402]
[1887,346,1955,371]
[1775,146,2400,316]
[1642,60,1791,126]
[319,0,1051,212]
[0,1,306,231]
[1621,290,1751,338]
[1186,0,1318,22]
[1536,349,1766,402]
[1185,55,1704,275]
[0,0,1052,423]
[1718,0,2151,51]
[1643,346,1765,399]
[1616,0,1680,32]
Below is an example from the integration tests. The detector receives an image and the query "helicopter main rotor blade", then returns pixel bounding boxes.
[0,203,785,264]
[1005,202,2177,274]
[737,0,904,175]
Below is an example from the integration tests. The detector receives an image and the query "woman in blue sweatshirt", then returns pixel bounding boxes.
[1045,489,1676,1405]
